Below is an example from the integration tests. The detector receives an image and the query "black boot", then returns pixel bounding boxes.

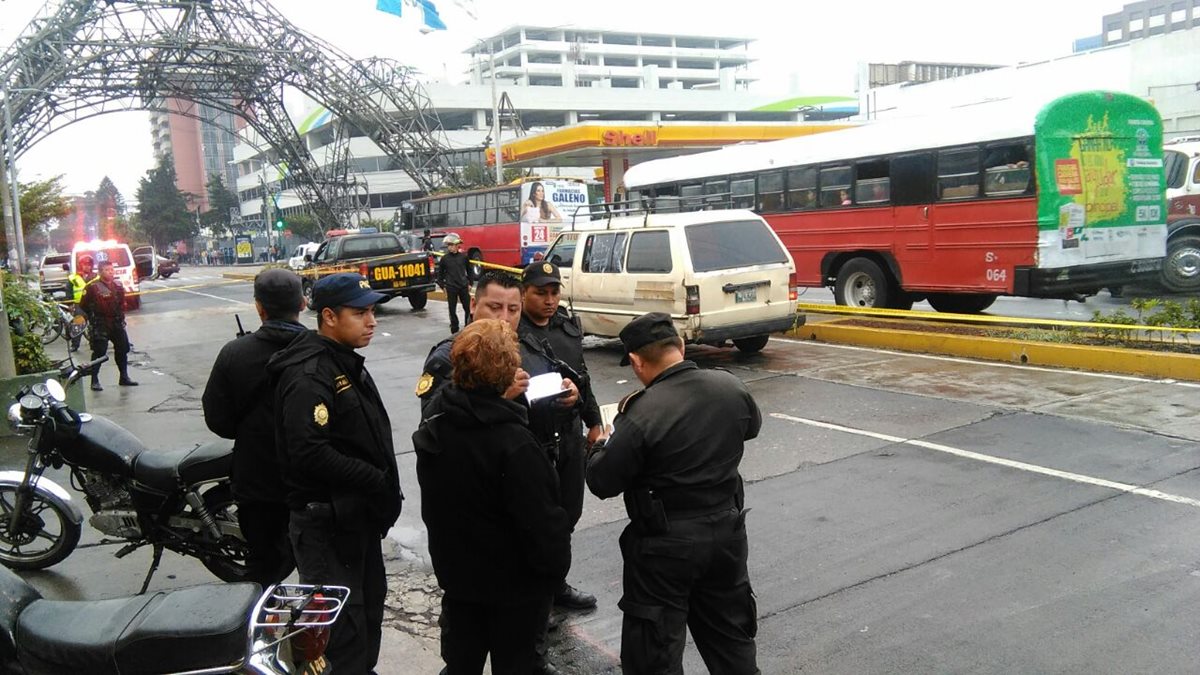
[90,377,103,392]
[118,370,138,386]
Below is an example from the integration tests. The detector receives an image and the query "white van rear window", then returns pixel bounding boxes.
[685,220,788,272]
[81,248,131,267]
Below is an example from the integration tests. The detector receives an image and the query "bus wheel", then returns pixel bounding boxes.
[732,335,769,353]
[927,293,998,314]
[468,250,484,278]
[408,291,429,311]
[834,258,891,308]
[1161,234,1200,293]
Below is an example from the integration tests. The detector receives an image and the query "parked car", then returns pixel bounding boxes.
[542,209,801,353]
[156,254,180,278]
[38,253,72,301]
[288,243,321,271]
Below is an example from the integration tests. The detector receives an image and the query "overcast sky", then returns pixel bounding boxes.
[1,0,1129,199]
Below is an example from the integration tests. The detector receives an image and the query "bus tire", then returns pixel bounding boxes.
[408,291,428,311]
[468,250,484,278]
[927,293,998,314]
[732,335,769,353]
[834,257,892,308]
[1161,234,1200,293]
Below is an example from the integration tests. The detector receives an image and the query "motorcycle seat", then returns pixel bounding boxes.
[15,581,261,675]
[133,439,234,493]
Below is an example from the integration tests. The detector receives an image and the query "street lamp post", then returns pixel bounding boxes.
[478,39,503,184]
[1,88,28,274]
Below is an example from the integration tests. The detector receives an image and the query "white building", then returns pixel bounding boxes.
[232,26,857,229]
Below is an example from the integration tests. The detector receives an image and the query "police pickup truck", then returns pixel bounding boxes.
[299,230,437,310]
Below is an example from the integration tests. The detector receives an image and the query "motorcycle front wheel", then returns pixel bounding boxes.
[198,484,254,583]
[0,484,82,570]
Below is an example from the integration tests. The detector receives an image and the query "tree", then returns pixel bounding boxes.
[135,155,195,250]
[281,212,323,242]
[203,173,240,237]
[455,162,524,190]
[95,176,132,241]
[11,175,72,251]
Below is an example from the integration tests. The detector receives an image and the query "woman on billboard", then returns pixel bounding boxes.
[521,182,563,223]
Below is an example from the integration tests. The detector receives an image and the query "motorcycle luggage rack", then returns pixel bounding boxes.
[252,584,351,630]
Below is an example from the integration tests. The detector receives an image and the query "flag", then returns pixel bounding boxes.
[376,0,402,17]
[417,0,447,30]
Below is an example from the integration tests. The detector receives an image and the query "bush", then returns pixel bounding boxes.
[3,273,54,374]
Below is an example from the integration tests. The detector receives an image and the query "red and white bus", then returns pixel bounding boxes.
[625,91,1168,312]
[1161,137,1200,293]
[403,177,592,268]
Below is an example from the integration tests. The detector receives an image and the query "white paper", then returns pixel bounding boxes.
[526,372,566,403]
[600,403,619,432]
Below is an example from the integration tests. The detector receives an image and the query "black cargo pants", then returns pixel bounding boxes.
[617,507,759,675]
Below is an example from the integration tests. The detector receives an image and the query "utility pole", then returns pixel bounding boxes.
[2,89,27,274]
[486,39,503,184]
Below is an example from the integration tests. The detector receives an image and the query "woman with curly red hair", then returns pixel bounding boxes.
[413,319,571,674]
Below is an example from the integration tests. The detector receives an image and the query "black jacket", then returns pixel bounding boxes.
[267,330,402,535]
[414,385,570,603]
[202,319,305,503]
[435,250,474,290]
[518,309,603,434]
[586,361,762,514]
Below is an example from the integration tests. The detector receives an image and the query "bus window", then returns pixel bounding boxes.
[466,208,485,226]
[498,189,520,221]
[730,177,756,209]
[891,153,936,206]
[938,147,980,200]
[855,159,889,204]
[704,179,729,208]
[819,166,852,207]
[983,143,1031,196]
[681,183,703,210]
[786,166,817,210]
[758,171,784,212]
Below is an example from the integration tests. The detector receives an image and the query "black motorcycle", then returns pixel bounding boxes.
[0,356,251,591]
[0,564,349,674]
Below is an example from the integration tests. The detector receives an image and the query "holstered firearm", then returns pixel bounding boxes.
[630,489,670,536]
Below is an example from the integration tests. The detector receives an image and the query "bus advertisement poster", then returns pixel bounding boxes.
[1035,92,1167,267]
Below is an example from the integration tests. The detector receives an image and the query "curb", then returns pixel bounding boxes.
[794,318,1200,381]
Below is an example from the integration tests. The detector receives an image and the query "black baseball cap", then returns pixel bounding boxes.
[522,261,561,287]
[254,268,302,309]
[619,312,679,365]
[313,273,387,311]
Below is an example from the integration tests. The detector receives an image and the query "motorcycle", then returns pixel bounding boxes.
[0,564,349,674]
[0,355,252,592]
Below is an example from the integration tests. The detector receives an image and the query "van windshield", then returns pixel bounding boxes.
[685,220,789,272]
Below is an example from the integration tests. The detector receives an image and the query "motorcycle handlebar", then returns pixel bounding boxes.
[61,355,109,386]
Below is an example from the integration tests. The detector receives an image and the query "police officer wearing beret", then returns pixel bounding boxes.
[519,260,603,612]
[586,312,762,674]
[267,273,403,675]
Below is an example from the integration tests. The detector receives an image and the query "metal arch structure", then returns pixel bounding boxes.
[0,0,465,230]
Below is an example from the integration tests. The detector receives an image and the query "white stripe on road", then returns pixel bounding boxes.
[173,287,251,305]
[770,412,1200,510]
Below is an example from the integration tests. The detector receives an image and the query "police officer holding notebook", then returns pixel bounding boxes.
[586,312,762,674]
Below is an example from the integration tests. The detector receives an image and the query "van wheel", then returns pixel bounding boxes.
[302,280,315,311]
[834,258,892,308]
[732,335,769,353]
[408,291,428,311]
[927,293,998,314]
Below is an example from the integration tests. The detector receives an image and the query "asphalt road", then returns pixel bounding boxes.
[7,265,1200,674]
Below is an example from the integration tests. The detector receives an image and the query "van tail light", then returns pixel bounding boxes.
[428,255,435,271]
[38,270,45,284]
[359,263,369,278]
[131,267,138,284]
[685,285,700,315]
[788,272,799,302]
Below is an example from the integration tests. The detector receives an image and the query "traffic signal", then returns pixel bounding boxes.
[275,217,285,231]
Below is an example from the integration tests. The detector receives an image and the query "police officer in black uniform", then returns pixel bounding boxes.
[417,270,527,414]
[267,273,403,675]
[202,269,305,587]
[518,260,603,612]
[586,312,762,674]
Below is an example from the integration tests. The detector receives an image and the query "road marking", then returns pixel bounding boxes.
[777,335,1198,388]
[173,286,251,305]
[770,412,1200,509]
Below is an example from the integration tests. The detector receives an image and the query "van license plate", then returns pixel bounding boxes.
[735,288,757,303]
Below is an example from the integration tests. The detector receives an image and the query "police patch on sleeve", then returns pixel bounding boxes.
[313,403,330,426]
[415,373,434,397]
